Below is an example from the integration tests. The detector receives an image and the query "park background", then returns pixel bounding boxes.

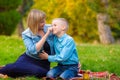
[0,0,120,79]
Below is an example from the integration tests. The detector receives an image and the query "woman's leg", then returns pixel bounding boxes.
[0,62,48,78]
[0,53,49,78]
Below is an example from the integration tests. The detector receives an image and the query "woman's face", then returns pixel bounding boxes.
[39,19,46,30]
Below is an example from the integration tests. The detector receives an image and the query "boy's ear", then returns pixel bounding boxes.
[62,25,66,31]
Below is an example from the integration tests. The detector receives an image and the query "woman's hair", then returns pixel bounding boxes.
[27,9,46,34]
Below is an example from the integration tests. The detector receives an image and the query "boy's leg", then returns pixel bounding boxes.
[47,66,63,79]
[60,69,77,80]
[59,65,78,80]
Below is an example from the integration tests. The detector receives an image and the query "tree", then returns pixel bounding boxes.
[97,13,114,44]
[32,0,120,43]
[17,0,33,37]
[0,0,22,35]
[87,0,120,44]
[32,0,98,42]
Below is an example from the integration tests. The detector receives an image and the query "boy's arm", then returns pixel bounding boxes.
[41,40,75,62]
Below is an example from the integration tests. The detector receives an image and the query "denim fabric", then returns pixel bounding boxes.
[47,64,79,80]
[22,24,55,59]
[0,24,54,78]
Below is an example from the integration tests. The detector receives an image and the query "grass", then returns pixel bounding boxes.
[0,35,120,79]
[77,44,120,76]
[0,36,25,65]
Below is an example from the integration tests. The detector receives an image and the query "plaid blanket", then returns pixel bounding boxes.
[70,70,120,80]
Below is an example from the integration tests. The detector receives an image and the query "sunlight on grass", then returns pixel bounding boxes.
[77,44,120,76]
[0,36,25,65]
[0,36,120,79]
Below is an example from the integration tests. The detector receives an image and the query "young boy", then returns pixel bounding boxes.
[40,18,80,80]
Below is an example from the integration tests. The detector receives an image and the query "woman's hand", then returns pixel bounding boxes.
[36,27,53,52]
[46,27,53,35]
[39,51,48,59]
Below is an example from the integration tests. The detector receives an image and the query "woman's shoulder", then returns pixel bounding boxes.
[22,28,33,37]
[44,24,51,27]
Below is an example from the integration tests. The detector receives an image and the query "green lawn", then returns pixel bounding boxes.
[0,35,120,80]
[77,44,120,75]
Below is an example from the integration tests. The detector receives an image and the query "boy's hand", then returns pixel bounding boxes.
[39,51,48,59]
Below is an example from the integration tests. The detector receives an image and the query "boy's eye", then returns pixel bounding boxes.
[52,24,56,27]
[54,24,56,26]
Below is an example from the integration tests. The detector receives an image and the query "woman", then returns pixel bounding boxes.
[0,9,54,78]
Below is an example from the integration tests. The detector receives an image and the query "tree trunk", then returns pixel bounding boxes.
[97,13,114,44]
[17,0,33,37]
[17,1,25,37]
[17,20,24,37]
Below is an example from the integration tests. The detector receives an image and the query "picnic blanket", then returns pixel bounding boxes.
[71,70,120,80]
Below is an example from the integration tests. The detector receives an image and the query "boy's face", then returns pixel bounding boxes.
[52,20,63,35]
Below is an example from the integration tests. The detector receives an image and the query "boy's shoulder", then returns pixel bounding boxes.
[61,34,74,44]
[66,34,74,40]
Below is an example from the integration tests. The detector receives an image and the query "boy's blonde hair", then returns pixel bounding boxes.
[27,9,46,34]
[52,18,69,31]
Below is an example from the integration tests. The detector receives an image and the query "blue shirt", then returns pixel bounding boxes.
[48,33,79,65]
[22,24,54,59]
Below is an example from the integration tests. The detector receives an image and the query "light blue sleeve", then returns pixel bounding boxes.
[48,39,75,62]
[22,34,37,55]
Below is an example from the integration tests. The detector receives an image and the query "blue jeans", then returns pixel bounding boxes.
[47,64,79,80]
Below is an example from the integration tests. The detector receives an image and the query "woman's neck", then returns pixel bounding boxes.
[38,30,45,37]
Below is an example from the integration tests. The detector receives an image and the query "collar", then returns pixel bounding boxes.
[57,33,67,42]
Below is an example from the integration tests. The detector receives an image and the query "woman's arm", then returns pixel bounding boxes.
[22,27,52,55]
[36,27,52,52]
